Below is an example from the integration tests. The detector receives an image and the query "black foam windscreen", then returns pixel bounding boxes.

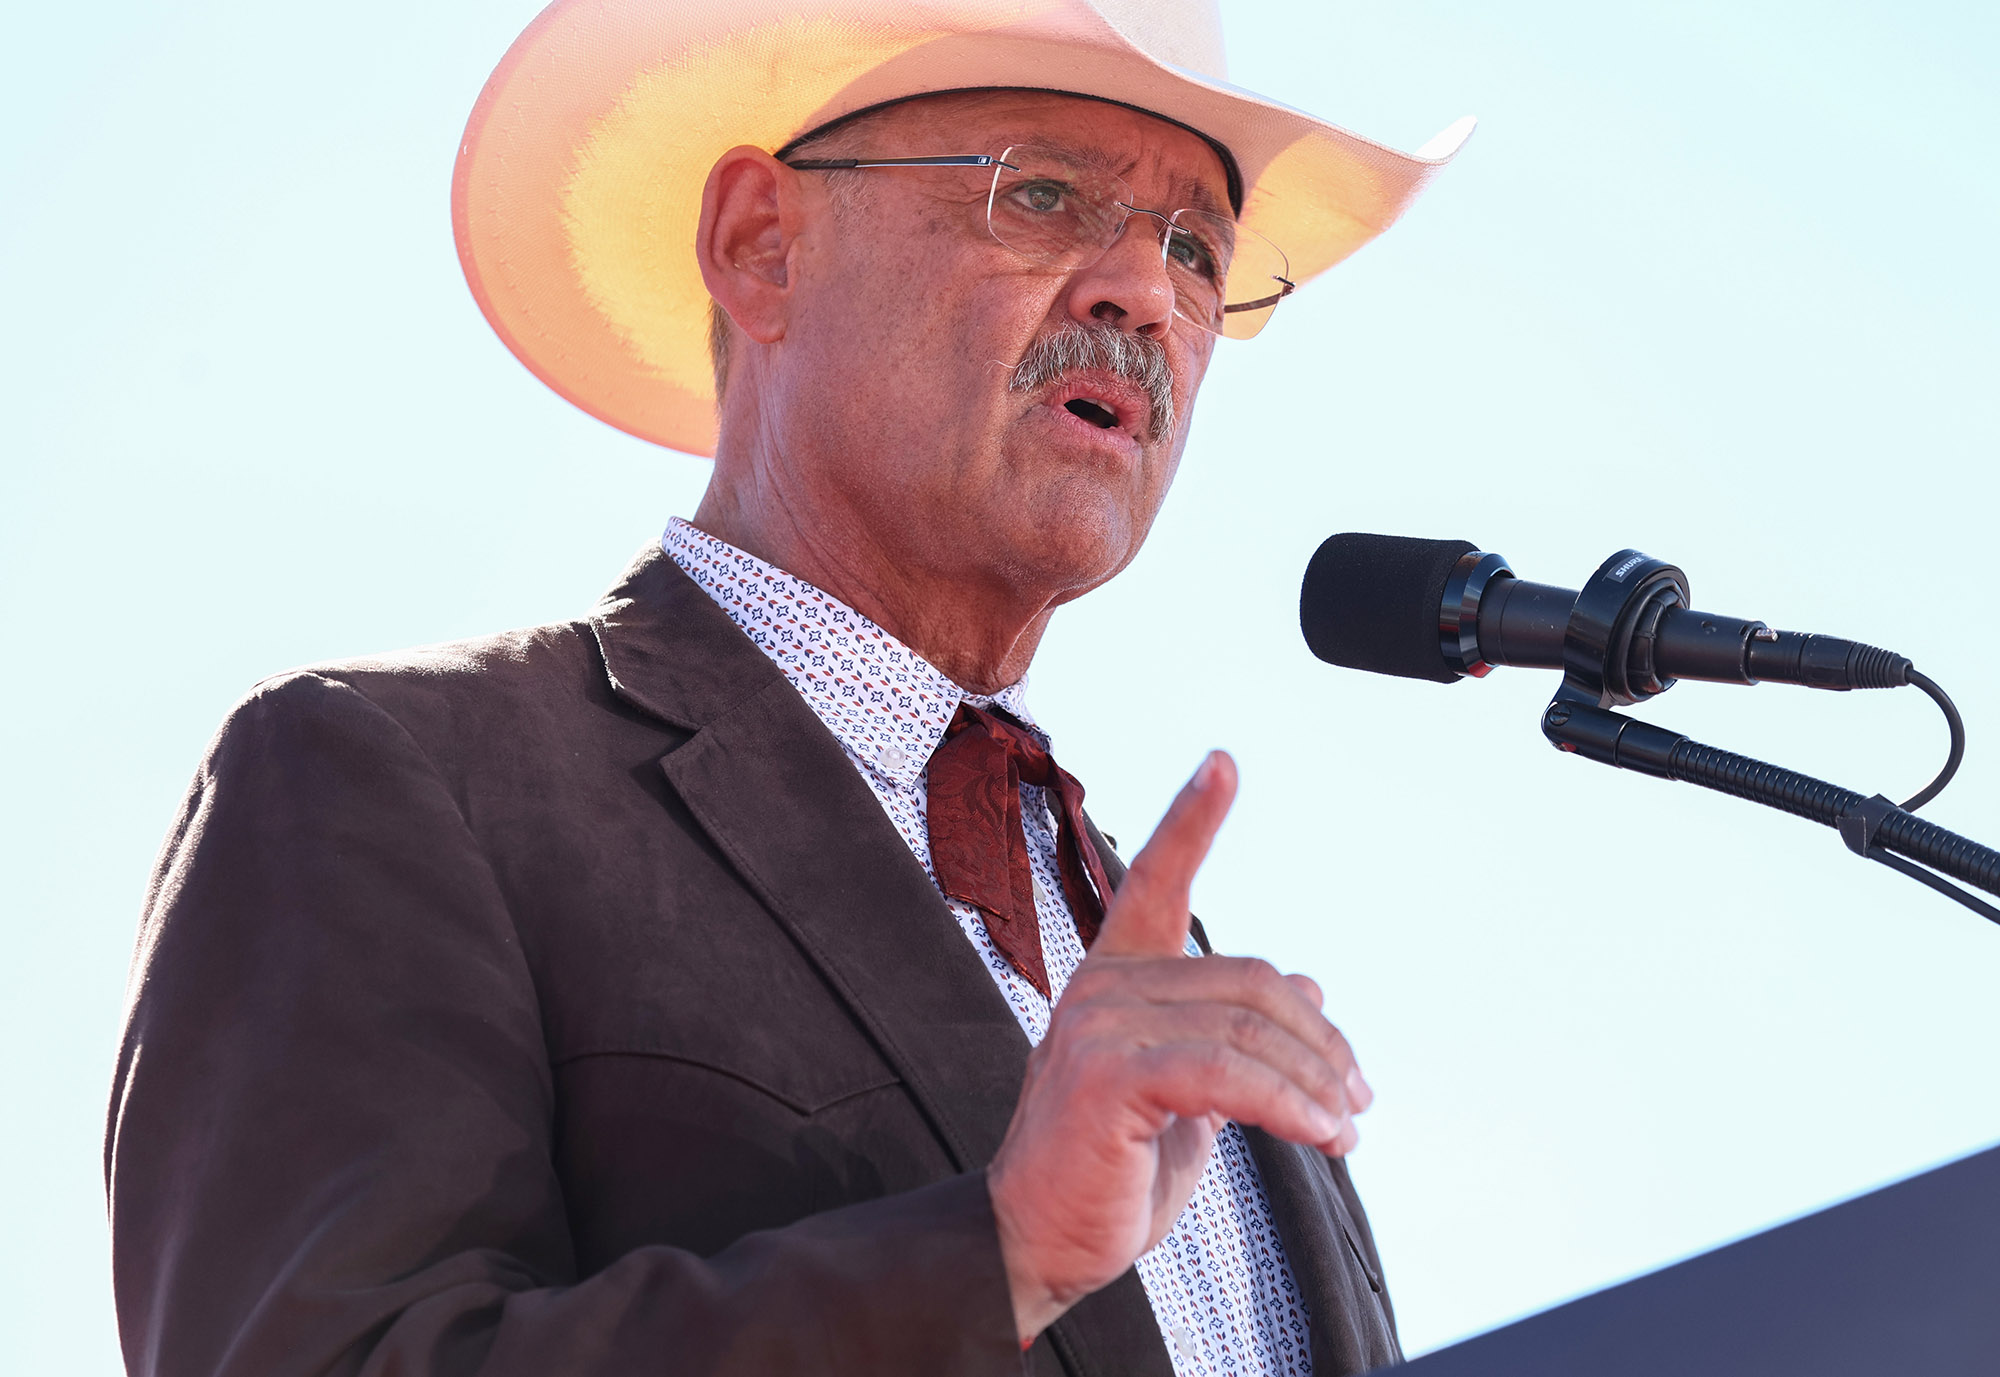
[1300,533,1477,683]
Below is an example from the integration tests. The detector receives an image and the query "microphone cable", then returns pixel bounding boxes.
[1900,669,1966,813]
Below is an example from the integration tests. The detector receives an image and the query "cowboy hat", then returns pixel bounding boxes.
[452,0,1474,458]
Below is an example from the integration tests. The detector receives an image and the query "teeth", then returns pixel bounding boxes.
[1064,398,1119,429]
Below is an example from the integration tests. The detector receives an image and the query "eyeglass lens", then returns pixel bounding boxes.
[986,146,1292,340]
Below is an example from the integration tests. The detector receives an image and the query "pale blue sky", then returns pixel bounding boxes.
[5,2,1998,1370]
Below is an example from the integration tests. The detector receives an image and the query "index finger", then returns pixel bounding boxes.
[1091,751,1237,958]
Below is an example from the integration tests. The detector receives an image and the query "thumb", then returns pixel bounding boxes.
[1092,751,1237,958]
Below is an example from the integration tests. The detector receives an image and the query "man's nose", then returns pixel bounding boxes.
[1061,214,1176,338]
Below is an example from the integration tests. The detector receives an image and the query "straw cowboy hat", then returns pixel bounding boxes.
[452,0,1474,458]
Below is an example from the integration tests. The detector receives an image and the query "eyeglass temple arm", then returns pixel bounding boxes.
[1223,278,1297,314]
[782,155,1016,170]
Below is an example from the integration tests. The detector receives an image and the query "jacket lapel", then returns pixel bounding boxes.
[592,544,1029,1168]
[1243,1131,1401,1373]
[591,545,1175,1375]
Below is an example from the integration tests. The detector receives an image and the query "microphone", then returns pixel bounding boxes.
[1300,532,1913,698]
[1299,535,1997,918]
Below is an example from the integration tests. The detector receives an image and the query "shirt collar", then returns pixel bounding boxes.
[660,518,1041,789]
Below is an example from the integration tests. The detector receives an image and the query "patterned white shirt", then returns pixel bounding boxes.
[662,519,1312,1376]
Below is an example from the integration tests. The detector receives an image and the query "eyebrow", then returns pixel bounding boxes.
[1175,180,1226,216]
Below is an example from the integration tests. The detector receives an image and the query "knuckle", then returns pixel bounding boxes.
[1193,1040,1238,1080]
[1066,1004,1120,1043]
[1320,1023,1354,1062]
[1224,1006,1270,1052]
[1232,956,1288,1002]
[1309,1059,1348,1106]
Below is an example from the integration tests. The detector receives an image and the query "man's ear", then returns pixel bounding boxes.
[697,146,807,347]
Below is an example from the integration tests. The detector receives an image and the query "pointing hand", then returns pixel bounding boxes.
[985,752,1372,1343]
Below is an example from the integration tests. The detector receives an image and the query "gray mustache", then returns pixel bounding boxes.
[1008,323,1176,441]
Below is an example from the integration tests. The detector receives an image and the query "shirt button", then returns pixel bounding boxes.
[876,743,909,772]
[1171,1325,1199,1363]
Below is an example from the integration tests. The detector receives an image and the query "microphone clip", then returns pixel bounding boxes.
[1554,549,1690,709]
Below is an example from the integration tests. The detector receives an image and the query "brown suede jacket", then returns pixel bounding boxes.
[108,545,1399,1377]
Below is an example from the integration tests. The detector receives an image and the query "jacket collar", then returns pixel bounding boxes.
[588,541,773,732]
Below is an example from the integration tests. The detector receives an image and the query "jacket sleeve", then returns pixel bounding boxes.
[107,672,1022,1377]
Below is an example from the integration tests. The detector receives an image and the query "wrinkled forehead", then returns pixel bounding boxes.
[779,88,1243,215]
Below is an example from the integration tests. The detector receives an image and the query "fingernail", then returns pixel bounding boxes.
[1307,1103,1342,1140]
[1190,752,1220,790]
[1346,1065,1371,1105]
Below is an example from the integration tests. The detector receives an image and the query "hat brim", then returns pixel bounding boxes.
[452,0,1474,458]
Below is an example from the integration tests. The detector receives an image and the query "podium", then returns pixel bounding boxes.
[1392,1142,2000,1375]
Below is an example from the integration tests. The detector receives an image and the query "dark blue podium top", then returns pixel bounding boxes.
[1395,1142,2000,1376]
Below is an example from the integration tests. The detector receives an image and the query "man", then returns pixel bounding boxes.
[108,1,1470,1373]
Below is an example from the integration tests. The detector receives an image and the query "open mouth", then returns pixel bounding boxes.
[1063,398,1120,430]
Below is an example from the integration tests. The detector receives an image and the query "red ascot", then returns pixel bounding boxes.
[924,702,1115,1000]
